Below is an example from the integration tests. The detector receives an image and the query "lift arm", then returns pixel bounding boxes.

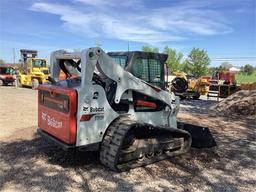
[50,47,178,109]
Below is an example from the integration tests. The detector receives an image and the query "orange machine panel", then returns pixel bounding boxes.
[38,85,77,144]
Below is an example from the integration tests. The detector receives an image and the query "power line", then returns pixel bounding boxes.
[183,56,256,61]
[210,56,256,61]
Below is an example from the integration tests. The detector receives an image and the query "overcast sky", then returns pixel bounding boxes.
[0,0,255,66]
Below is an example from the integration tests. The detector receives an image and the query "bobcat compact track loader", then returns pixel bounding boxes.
[37,47,192,171]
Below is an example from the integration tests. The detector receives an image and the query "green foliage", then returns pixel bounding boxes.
[181,60,190,74]
[208,66,229,76]
[236,71,256,83]
[220,62,233,70]
[243,64,254,75]
[141,45,159,53]
[207,67,219,76]
[140,46,211,77]
[184,48,210,77]
[163,46,183,73]
[0,59,5,66]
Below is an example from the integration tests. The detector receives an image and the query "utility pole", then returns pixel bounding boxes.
[13,48,16,64]
[12,48,18,87]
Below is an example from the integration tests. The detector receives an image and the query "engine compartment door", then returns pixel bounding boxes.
[38,85,77,144]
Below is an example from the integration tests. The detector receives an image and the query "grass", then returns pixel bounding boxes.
[235,71,256,84]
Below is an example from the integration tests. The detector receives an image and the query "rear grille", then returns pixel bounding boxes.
[39,90,69,113]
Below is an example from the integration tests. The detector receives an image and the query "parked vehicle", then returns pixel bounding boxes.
[17,49,49,89]
[0,66,16,86]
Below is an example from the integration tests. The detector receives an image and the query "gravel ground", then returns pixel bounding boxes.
[0,86,255,192]
[0,87,37,140]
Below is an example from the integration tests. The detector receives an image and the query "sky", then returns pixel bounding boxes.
[0,0,255,67]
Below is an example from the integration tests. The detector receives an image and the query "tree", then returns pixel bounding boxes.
[0,59,5,66]
[163,46,183,73]
[243,64,254,75]
[221,62,233,70]
[141,45,159,53]
[184,48,210,77]
[181,60,191,74]
[208,66,222,76]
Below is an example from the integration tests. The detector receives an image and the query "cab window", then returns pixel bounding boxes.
[0,67,14,74]
[32,60,46,68]
[110,56,127,68]
[132,58,161,87]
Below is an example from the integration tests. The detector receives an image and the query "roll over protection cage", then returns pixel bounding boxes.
[50,47,176,109]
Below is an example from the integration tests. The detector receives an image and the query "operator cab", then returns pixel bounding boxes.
[32,59,49,75]
[32,59,47,68]
[108,51,167,90]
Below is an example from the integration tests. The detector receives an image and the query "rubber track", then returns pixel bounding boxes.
[99,115,134,171]
[100,115,191,171]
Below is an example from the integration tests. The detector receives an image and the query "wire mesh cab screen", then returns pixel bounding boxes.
[132,58,161,87]
[107,51,167,89]
[110,56,127,68]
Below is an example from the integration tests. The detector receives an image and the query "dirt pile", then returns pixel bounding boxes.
[210,90,256,118]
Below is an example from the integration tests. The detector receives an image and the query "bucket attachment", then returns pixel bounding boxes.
[178,122,217,149]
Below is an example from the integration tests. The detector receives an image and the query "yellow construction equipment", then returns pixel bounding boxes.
[169,72,210,99]
[17,49,49,89]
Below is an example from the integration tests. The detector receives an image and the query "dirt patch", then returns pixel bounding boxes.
[0,87,37,140]
[210,90,256,118]
[0,87,255,191]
